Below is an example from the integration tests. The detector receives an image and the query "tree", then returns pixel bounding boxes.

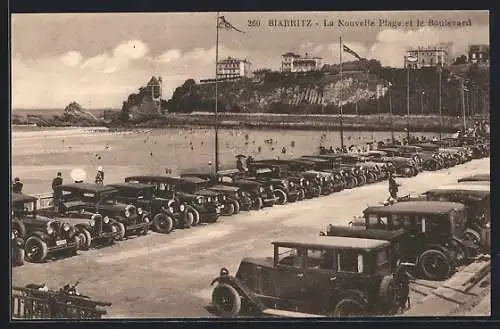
[453,55,467,65]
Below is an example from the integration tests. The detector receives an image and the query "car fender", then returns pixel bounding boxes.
[419,244,451,260]
[29,230,50,241]
[75,223,91,231]
[211,274,266,312]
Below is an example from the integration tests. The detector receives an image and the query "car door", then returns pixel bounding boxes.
[273,246,307,308]
[301,248,337,309]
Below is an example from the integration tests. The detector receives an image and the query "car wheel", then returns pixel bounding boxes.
[13,246,25,266]
[77,228,92,251]
[333,298,366,317]
[274,189,287,205]
[314,186,321,197]
[418,249,452,280]
[223,202,236,216]
[12,219,27,239]
[211,283,241,318]
[183,210,195,228]
[24,236,48,263]
[153,213,174,234]
[252,197,263,210]
[232,200,240,214]
[113,222,126,240]
[240,197,252,211]
[140,217,150,235]
[379,275,399,314]
[298,188,306,200]
[464,228,481,246]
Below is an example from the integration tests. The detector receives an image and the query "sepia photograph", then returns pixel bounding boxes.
[10,10,490,319]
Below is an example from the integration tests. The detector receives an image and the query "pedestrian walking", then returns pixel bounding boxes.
[95,166,104,185]
[12,177,23,193]
[388,172,400,199]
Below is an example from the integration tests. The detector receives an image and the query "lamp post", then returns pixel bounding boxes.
[420,91,425,115]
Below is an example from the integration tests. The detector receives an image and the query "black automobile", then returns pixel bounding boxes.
[12,231,25,266]
[351,201,479,280]
[362,151,419,177]
[246,163,303,204]
[12,193,80,263]
[296,156,348,191]
[210,236,410,317]
[258,159,331,197]
[180,172,253,214]
[216,169,278,210]
[125,175,223,225]
[457,173,490,183]
[107,182,186,233]
[301,155,364,188]
[53,183,151,239]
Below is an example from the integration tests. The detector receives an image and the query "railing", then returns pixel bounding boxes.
[12,286,111,320]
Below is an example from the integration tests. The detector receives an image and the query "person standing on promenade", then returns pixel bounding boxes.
[95,166,104,185]
[12,177,23,193]
[52,172,63,210]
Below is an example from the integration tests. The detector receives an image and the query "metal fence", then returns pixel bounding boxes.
[12,286,111,320]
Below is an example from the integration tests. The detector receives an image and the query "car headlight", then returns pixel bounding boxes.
[290,182,295,188]
[179,204,185,212]
[222,195,226,201]
[168,206,174,213]
[63,223,70,231]
[47,226,54,235]
[137,208,143,215]
[259,186,264,193]
[306,180,310,186]
[103,216,110,224]
[88,219,95,226]
[197,197,203,204]
[207,197,212,203]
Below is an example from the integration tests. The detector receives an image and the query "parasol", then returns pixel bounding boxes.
[235,154,246,158]
[70,168,87,182]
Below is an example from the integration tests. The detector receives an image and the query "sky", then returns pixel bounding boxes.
[11,10,489,109]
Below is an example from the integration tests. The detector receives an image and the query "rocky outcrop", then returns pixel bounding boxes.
[61,102,102,125]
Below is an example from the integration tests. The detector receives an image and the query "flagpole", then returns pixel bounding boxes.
[438,67,442,139]
[214,12,220,173]
[339,36,344,150]
[406,56,410,140]
[389,81,394,144]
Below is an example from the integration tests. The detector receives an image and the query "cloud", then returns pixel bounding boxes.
[59,51,83,67]
[113,39,149,59]
[156,49,182,63]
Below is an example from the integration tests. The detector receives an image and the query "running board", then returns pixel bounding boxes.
[262,308,326,317]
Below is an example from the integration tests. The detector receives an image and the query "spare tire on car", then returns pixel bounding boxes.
[211,283,241,318]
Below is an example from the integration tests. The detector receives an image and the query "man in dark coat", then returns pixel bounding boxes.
[52,172,63,209]
[95,166,104,185]
[12,177,23,193]
[388,172,400,199]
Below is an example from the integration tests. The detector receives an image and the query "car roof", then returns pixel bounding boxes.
[326,226,405,241]
[458,174,490,182]
[425,188,490,199]
[432,184,490,191]
[12,192,38,203]
[107,182,155,189]
[59,183,117,193]
[364,201,466,215]
[125,175,206,183]
[272,236,390,250]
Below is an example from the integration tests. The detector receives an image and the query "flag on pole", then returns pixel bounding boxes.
[217,15,244,33]
[343,44,361,60]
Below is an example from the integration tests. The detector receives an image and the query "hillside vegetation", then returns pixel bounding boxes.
[164,60,489,117]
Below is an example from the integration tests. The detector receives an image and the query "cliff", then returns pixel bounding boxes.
[165,61,490,117]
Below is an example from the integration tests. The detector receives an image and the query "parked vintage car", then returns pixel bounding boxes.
[180,172,253,215]
[107,182,184,233]
[124,175,222,225]
[246,163,303,204]
[351,201,479,280]
[12,232,25,266]
[52,183,151,239]
[301,154,367,187]
[362,151,418,177]
[252,159,325,197]
[12,193,80,263]
[457,173,490,183]
[40,185,122,248]
[325,153,385,184]
[210,236,410,317]
[297,156,352,190]
[216,169,278,209]
[424,184,490,251]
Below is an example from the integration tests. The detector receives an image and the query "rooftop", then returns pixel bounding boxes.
[364,201,465,215]
[272,236,390,250]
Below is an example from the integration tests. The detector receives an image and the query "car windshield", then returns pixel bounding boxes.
[307,248,335,270]
[13,201,36,218]
[99,191,118,204]
[276,246,303,268]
